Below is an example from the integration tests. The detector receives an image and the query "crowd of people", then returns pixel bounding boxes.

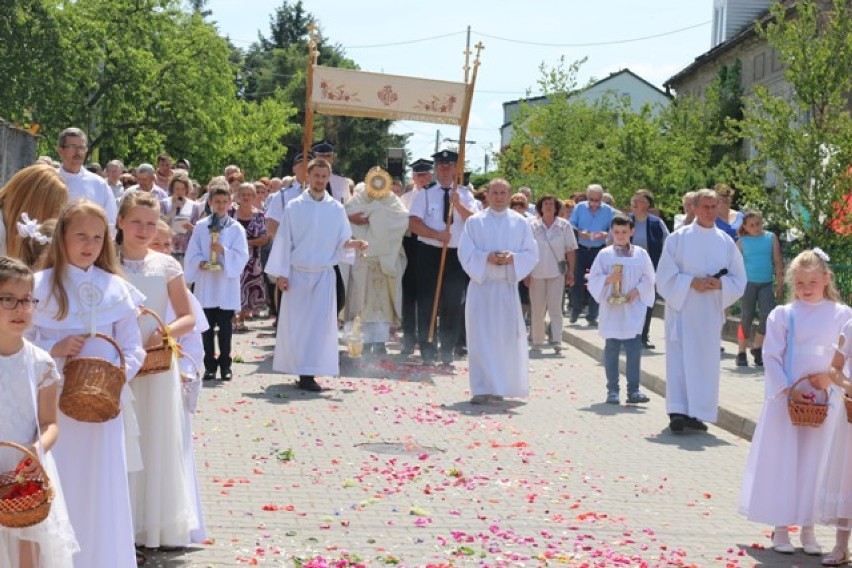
[2,124,852,567]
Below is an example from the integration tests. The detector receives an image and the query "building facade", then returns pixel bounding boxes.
[500,69,671,149]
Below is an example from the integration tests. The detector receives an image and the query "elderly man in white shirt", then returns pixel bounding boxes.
[56,127,118,228]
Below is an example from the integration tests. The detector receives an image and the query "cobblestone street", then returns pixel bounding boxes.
[148,318,828,567]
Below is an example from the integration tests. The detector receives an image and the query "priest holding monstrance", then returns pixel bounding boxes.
[344,167,409,355]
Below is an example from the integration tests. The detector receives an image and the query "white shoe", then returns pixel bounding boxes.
[803,527,823,556]
[772,529,795,555]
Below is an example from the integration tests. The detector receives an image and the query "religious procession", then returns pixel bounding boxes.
[2,0,852,566]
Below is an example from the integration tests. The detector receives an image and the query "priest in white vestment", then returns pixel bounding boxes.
[344,170,410,354]
[265,158,366,392]
[656,188,746,432]
[459,179,539,404]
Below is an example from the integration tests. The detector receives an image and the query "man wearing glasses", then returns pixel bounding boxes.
[568,184,614,326]
[56,127,118,230]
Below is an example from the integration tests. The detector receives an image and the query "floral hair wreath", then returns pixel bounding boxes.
[812,247,830,263]
[16,213,51,245]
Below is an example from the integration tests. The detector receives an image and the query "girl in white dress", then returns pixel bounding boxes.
[739,249,852,557]
[150,220,208,543]
[117,193,199,549]
[27,200,145,568]
[0,257,78,568]
[808,315,852,565]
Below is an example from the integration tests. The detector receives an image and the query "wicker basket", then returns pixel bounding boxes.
[59,333,125,423]
[787,376,829,427]
[0,441,53,528]
[845,395,852,425]
[137,306,176,377]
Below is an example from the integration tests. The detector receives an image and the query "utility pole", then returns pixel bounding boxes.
[484,153,489,173]
[434,129,441,154]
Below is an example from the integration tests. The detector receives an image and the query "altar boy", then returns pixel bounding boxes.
[587,214,656,405]
[185,182,249,381]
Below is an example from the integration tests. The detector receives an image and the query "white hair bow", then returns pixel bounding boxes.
[813,247,830,263]
[16,213,51,245]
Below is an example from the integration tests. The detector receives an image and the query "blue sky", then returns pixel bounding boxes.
[207,0,713,174]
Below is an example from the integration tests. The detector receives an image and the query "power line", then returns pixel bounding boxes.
[224,21,709,51]
[345,31,466,49]
[474,21,710,48]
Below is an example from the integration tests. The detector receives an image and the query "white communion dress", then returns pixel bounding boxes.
[123,252,198,548]
[0,341,79,568]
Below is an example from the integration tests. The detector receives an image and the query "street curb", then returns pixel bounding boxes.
[561,328,757,441]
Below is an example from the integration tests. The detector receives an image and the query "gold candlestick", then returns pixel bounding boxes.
[608,264,628,305]
[203,229,223,271]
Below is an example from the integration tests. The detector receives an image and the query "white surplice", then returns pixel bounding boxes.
[184,215,249,311]
[740,301,852,526]
[655,224,746,422]
[587,246,656,340]
[459,208,539,398]
[265,192,354,376]
[27,266,145,568]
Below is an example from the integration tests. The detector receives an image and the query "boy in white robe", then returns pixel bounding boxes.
[184,183,249,381]
[459,179,539,404]
[265,158,366,392]
[587,214,656,405]
[656,188,746,433]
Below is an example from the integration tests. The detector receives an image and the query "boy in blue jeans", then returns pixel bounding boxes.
[587,214,656,404]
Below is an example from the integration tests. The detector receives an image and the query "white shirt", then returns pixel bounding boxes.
[265,183,303,225]
[408,183,477,249]
[399,187,422,211]
[329,173,350,204]
[530,217,578,279]
[59,167,118,227]
[121,185,169,202]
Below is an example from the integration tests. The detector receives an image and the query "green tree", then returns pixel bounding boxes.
[241,0,408,180]
[0,0,295,181]
[740,0,852,252]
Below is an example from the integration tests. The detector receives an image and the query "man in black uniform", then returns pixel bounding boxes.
[407,150,476,366]
[399,158,435,355]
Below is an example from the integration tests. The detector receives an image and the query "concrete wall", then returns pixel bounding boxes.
[0,121,38,186]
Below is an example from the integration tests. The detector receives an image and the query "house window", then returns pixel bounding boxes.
[770,48,783,73]
[753,53,765,82]
[713,5,726,46]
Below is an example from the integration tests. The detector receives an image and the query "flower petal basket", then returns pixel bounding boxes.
[787,377,829,427]
[0,441,53,528]
[137,306,176,377]
[59,333,125,423]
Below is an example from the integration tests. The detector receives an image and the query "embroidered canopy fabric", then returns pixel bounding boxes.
[311,66,467,125]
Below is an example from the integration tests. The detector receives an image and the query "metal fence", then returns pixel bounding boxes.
[0,121,38,186]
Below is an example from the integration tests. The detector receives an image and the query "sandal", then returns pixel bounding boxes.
[823,547,850,566]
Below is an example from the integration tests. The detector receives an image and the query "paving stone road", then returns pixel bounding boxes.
[145,317,830,567]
